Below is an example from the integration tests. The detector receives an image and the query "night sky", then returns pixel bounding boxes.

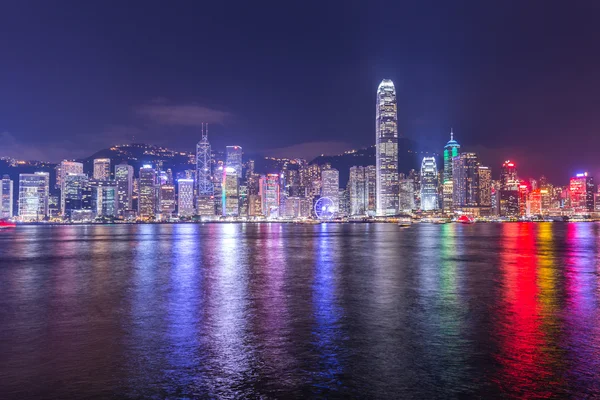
[1,1,599,182]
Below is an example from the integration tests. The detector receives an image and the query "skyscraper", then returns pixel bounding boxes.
[260,174,280,219]
[442,130,460,212]
[63,173,88,218]
[478,166,492,207]
[58,160,83,214]
[499,160,519,217]
[321,165,339,212]
[223,166,239,216]
[93,158,111,180]
[375,79,399,216]
[348,166,372,216]
[89,179,117,218]
[115,163,133,215]
[196,124,214,216]
[159,184,176,218]
[420,157,439,211]
[569,172,595,213]
[1,175,13,218]
[18,172,49,221]
[138,165,156,219]
[177,178,195,217]
[226,146,243,179]
[452,153,480,208]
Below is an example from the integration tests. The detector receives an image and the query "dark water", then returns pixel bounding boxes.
[1,223,599,399]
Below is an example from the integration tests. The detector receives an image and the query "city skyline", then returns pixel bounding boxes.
[1,2,599,182]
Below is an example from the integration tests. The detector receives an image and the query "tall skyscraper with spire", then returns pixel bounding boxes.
[375,79,399,216]
[442,129,460,212]
[196,123,215,216]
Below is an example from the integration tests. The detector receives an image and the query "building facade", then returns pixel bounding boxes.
[138,166,156,219]
[115,163,133,215]
[93,158,111,180]
[420,157,439,211]
[1,175,13,218]
[375,79,399,215]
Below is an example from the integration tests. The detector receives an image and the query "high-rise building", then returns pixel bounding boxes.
[375,79,399,216]
[115,163,133,215]
[222,166,239,216]
[452,153,480,208]
[89,179,117,218]
[349,166,367,216]
[158,184,176,219]
[302,163,321,198]
[321,165,339,212]
[177,178,195,217]
[18,172,49,221]
[138,165,156,219]
[443,130,460,212]
[226,146,243,179]
[58,160,84,214]
[518,181,530,217]
[420,157,439,211]
[260,174,280,219]
[1,175,13,218]
[478,166,492,207]
[399,175,415,212]
[569,172,595,213]
[499,160,519,217]
[196,125,214,215]
[63,173,88,218]
[93,158,111,180]
[248,194,262,217]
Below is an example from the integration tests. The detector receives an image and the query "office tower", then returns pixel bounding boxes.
[518,181,530,216]
[282,197,312,218]
[399,175,415,212]
[115,163,133,215]
[478,166,492,207]
[159,184,176,218]
[58,160,83,213]
[570,172,595,213]
[177,178,195,217]
[595,187,600,212]
[529,189,543,216]
[490,180,501,216]
[239,184,249,218]
[375,79,399,215]
[302,163,321,198]
[452,153,480,208]
[260,174,280,218]
[420,157,439,211]
[321,165,339,212]
[89,180,117,218]
[63,173,88,218]
[132,178,139,212]
[1,175,13,218]
[222,166,239,216]
[248,194,262,217]
[213,174,223,216]
[499,160,519,217]
[138,165,156,219]
[93,158,111,180]
[226,146,243,179]
[18,172,49,221]
[349,166,367,216]
[338,188,349,217]
[196,124,214,215]
[443,130,460,212]
[409,169,420,210]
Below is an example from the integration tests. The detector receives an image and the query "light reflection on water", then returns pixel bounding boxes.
[0,223,600,398]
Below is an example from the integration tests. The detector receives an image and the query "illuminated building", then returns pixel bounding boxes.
[452,153,480,208]
[499,160,519,217]
[518,181,530,217]
[58,160,83,213]
[115,163,133,215]
[529,189,543,216]
[260,174,280,218]
[442,130,460,211]
[159,184,176,218]
[420,157,439,211]
[349,166,373,216]
[196,124,214,215]
[338,188,349,217]
[89,180,117,217]
[93,158,111,180]
[282,196,312,218]
[375,79,399,215]
[226,146,243,179]
[302,164,321,198]
[569,172,595,213]
[399,175,415,212]
[321,165,339,212]
[177,178,195,217]
[1,175,13,218]
[213,174,223,216]
[222,166,239,216]
[63,173,88,218]
[478,166,492,207]
[595,187,600,212]
[18,172,49,221]
[490,180,500,215]
[239,184,248,217]
[248,194,262,217]
[138,165,156,219]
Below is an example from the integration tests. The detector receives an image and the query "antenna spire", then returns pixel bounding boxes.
[450,127,454,141]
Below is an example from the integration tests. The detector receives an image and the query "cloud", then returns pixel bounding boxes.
[264,141,353,160]
[136,102,233,126]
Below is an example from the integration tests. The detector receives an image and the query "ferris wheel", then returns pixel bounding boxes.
[314,197,336,220]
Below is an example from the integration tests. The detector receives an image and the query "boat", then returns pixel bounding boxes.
[456,215,475,224]
[0,220,16,229]
[398,216,412,227]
